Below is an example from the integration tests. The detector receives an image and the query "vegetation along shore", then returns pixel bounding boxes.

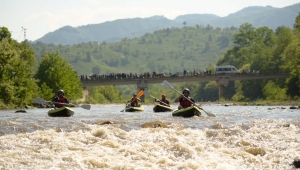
[1,13,300,110]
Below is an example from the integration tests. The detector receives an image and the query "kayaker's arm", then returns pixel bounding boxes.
[165,100,170,106]
[51,97,57,107]
[64,98,69,104]
[174,95,183,102]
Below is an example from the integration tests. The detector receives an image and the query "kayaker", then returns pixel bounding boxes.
[127,94,141,107]
[154,94,170,106]
[174,88,195,109]
[52,89,69,108]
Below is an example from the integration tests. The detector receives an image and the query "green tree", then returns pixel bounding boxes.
[263,81,286,100]
[233,23,256,48]
[217,23,292,101]
[0,27,11,41]
[293,12,300,37]
[39,82,53,100]
[35,52,82,100]
[86,86,123,103]
[281,13,300,97]
[281,40,300,97]
[273,26,294,73]
[0,29,38,108]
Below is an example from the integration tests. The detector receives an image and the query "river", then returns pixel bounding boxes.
[0,104,299,169]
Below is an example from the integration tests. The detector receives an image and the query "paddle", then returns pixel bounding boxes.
[120,90,144,112]
[143,91,170,107]
[161,80,216,117]
[34,98,91,110]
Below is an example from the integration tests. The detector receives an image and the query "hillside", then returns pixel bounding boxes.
[34,16,182,45]
[31,26,238,75]
[33,3,300,45]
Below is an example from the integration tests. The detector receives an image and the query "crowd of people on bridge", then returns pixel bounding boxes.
[80,69,214,81]
[79,68,263,81]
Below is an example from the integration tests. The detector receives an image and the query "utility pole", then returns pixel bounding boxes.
[21,27,27,40]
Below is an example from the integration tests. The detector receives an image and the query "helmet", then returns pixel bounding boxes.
[133,94,137,96]
[162,94,166,97]
[182,88,189,94]
[57,89,64,95]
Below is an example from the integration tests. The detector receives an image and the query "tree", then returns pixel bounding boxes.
[86,86,123,103]
[0,28,38,108]
[233,23,256,48]
[281,13,300,97]
[35,52,82,100]
[273,26,293,72]
[293,13,300,37]
[263,81,286,100]
[281,40,300,97]
[0,27,11,41]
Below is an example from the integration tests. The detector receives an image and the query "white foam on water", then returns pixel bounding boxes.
[0,118,299,169]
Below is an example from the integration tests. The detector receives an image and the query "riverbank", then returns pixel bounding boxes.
[208,100,300,107]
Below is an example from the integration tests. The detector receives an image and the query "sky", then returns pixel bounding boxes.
[1,0,299,42]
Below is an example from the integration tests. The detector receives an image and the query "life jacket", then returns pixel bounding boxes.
[54,96,67,108]
[131,97,139,106]
[180,98,192,108]
[160,99,169,106]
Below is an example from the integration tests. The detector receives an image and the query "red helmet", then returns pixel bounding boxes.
[162,94,166,97]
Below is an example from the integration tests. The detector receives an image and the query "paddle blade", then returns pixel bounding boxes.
[81,104,91,110]
[34,98,48,104]
[137,90,144,97]
[203,110,216,117]
[162,80,178,93]
[162,80,172,88]
[198,107,216,117]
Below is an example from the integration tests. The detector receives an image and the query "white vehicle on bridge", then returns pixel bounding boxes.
[215,65,240,75]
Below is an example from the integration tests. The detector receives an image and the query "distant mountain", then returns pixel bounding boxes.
[208,4,299,29]
[174,14,220,23]
[35,16,182,45]
[34,3,300,45]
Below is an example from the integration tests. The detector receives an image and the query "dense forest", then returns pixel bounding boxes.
[0,13,300,109]
[31,25,238,75]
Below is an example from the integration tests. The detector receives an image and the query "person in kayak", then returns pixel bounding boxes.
[52,89,69,108]
[127,94,141,107]
[154,94,170,107]
[174,88,195,109]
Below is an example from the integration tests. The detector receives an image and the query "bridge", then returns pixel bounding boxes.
[81,73,290,101]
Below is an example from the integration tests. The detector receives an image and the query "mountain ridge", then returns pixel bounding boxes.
[34,3,300,45]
